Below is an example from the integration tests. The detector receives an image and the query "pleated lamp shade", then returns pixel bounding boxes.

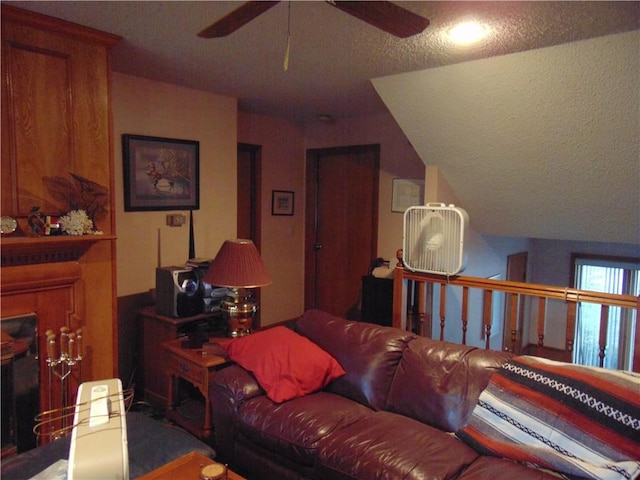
[204,239,272,288]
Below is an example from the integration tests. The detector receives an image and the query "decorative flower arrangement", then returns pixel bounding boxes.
[58,210,103,236]
[38,172,109,236]
[43,173,109,228]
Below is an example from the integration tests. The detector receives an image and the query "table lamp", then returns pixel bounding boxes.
[204,239,272,337]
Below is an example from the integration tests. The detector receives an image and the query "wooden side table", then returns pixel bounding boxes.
[138,306,223,407]
[137,451,246,480]
[162,338,230,439]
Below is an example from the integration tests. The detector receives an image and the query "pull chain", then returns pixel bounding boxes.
[284,2,291,71]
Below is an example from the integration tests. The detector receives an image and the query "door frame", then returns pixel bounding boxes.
[237,143,263,327]
[237,143,262,248]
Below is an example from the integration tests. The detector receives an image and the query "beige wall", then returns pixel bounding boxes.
[112,75,430,326]
[112,73,238,296]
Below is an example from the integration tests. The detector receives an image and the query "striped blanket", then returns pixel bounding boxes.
[457,355,640,480]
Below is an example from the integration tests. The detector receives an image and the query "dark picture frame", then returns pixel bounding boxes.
[271,190,294,216]
[122,134,199,211]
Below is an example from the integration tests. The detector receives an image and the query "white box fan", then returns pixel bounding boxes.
[403,203,469,276]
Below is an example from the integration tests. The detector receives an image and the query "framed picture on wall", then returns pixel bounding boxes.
[392,178,424,213]
[122,134,200,211]
[272,190,294,216]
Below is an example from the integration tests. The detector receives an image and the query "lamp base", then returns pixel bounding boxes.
[220,288,257,338]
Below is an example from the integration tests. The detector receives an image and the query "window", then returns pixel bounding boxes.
[571,254,639,370]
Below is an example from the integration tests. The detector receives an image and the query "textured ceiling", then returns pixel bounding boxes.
[6,1,640,124]
[374,31,639,245]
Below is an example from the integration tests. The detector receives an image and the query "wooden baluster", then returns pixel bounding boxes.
[537,297,546,347]
[415,281,425,334]
[406,279,416,332]
[598,305,609,368]
[566,301,577,357]
[420,282,433,338]
[461,287,469,345]
[508,293,519,353]
[439,283,447,341]
[483,289,493,350]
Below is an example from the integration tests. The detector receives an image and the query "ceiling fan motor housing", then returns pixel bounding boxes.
[403,203,469,276]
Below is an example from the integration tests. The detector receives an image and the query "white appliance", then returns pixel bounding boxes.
[68,378,129,480]
[403,203,469,276]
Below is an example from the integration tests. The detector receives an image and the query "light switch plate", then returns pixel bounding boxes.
[166,214,186,227]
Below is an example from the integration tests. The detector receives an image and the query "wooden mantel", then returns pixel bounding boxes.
[1,235,116,267]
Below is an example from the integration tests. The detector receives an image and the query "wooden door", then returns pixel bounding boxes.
[305,145,379,318]
[503,251,528,353]
[237,143,262,328]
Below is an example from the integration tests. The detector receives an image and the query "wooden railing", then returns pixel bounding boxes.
[392,255,640,372]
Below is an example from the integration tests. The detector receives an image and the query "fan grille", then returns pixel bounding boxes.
[403,205,468,275]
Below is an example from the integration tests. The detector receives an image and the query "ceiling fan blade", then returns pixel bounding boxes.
[329,1,429,38]
[198,1,280,38]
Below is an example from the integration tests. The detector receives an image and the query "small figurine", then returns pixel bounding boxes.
[28,206,45,236]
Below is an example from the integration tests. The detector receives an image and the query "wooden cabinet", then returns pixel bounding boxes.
[138,306,224,408]
[1,5,121,225]
[0,5,121,443]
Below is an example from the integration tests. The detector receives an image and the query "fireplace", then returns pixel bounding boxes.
[1,314,38,453]
[0,260,84,448]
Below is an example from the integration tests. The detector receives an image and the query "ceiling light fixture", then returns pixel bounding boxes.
[447,21,487,45]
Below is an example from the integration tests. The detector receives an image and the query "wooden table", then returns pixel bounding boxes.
[162,338,229,438]
[137,451,245,480]
[139,306,224,408]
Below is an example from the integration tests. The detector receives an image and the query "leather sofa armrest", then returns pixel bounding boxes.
[210,364,264,464]
[212,364,265,403]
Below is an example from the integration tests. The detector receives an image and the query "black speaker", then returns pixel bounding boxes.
[155,267,203,317]
[361,275,393,327]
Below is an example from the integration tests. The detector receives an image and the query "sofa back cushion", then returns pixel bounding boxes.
[297,310,413,411]
[385,336,511,432]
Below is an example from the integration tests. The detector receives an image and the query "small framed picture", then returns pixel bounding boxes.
[122,134,199,211]
[392,178,424,213]
[272,190,294,216]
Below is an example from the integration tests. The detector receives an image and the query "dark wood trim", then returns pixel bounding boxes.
[1,5,122,47]
[1,235,116,267]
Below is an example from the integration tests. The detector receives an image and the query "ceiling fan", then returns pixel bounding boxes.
[198,1,430,39]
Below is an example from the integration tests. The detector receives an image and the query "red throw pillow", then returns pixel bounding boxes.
[223,326,345,403]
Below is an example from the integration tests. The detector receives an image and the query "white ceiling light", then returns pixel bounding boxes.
[448,22,488,45]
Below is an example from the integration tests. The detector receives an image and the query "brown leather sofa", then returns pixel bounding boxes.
[210,310,559,480]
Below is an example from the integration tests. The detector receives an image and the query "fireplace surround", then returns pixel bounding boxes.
[1,4,120,451]
[0,259,83,447]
